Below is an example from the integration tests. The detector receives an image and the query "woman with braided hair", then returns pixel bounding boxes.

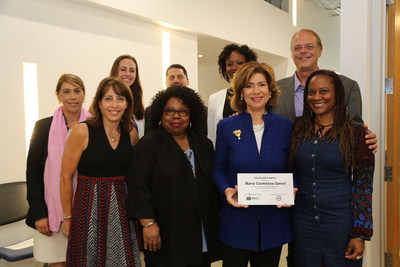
[290,69,374,266]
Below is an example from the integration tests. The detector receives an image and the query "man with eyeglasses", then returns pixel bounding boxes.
[274,28,377,267]
[273,28,363,123]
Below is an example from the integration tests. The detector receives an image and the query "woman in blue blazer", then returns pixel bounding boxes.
[213,62,293,267]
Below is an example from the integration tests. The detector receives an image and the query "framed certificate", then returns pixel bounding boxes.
[237,173,294,205]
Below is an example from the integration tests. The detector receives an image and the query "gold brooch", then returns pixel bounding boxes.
[233,130,242,140]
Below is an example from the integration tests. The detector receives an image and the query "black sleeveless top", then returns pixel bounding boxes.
[78,124,132,177]
[222,88,235,118]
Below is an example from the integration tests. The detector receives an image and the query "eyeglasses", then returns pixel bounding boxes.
[163,108,190,117]
[293,44,318,52]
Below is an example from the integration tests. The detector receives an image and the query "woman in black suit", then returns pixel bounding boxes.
[127,86,221,267]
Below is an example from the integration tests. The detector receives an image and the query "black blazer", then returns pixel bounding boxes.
[25,116,53,229]
[127,126,221,267]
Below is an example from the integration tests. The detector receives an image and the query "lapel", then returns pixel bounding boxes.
[187,130,203,213]
[280,76,296,121]
[158,126,201,214]
[214,88,228,123]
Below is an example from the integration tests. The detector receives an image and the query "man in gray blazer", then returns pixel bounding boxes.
[273,29,363,124]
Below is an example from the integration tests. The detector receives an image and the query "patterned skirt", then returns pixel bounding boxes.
[67,175,141,267]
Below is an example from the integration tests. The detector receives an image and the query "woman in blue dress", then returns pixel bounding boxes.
[290,69,374,266]
[213,62,293,267]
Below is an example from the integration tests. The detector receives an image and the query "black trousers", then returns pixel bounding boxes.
[222,243,282,267]
[286,241,296,267]
[145,252,210,267]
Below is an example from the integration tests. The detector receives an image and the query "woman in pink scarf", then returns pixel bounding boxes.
[26,74,91,266]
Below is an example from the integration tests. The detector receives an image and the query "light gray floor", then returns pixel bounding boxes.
[211,244,288,267]
[0,244,288,267]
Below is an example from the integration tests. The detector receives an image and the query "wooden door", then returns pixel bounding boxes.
[385,1,400,266]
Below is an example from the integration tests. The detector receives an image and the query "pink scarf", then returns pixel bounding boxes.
[44,106,91,232]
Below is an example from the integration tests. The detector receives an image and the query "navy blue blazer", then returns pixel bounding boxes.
[213,111,293,252]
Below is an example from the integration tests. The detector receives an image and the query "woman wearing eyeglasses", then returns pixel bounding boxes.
[127,86,222,267]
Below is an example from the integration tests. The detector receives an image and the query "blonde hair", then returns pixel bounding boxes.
[290,29,323,50]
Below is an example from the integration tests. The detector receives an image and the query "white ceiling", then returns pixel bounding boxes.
[197,34,287,67]
[312,0,341,16]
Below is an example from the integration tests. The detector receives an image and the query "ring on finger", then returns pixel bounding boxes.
[356,255,363,260]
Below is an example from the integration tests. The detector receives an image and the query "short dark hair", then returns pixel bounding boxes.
[218,44,258,83]
[148,86,205,133]
[166,64,188,78]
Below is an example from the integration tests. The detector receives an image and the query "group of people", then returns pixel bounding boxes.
[25,28,376,267]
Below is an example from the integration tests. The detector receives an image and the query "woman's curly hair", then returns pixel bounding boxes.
[218,44,258,83]
[148,86,206,133]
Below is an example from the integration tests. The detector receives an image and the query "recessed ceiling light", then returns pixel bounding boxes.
[198,54,203,58]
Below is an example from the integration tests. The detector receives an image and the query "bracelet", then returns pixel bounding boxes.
[63,215,72,220]
[142,221,155,228]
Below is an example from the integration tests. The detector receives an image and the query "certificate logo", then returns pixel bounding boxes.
[276,195,282,201]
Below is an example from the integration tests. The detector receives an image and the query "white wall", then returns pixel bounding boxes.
[75,0,296,59]
[341,1,386,266]
[0,0,352,184]
[0,0,198,183]
[296,0,341,73]
[0,0,298,184]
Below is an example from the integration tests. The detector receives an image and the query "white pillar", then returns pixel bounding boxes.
[341,1,386,266]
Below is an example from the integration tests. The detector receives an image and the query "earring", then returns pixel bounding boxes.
[240,96,243,101]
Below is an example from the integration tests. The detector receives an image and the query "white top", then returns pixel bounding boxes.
[253,123,265,153]
[135,118,145,138]
[207,88,229,146]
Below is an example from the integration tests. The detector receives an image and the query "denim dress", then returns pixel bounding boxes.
[293,131,373,267]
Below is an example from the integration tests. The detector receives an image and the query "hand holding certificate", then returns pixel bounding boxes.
[224,186,249,208]
[237,173,294,205]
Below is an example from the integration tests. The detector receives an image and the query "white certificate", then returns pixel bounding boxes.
[237,173,294,205]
